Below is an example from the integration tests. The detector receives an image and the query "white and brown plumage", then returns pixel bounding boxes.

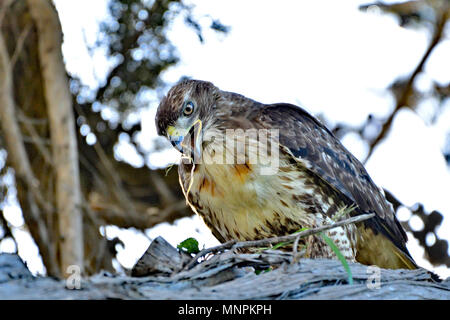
[155,79,417,269]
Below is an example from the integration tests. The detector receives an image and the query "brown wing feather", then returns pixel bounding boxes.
[251,102,415,264]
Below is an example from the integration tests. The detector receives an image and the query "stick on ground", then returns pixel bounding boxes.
[183,212,375,270]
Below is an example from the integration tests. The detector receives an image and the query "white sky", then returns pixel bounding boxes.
[1,0,449,279]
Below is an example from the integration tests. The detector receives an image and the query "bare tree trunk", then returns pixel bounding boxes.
[1,0,191,277]
[26,0,84,276]
[0,25,61,277]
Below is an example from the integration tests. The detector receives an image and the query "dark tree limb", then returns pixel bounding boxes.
[363,5,449,163]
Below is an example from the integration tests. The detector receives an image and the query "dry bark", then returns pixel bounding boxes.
[0,237,448,300]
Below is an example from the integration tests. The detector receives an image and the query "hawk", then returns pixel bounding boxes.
[155,79,417,269]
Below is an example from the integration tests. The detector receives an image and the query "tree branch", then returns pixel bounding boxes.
[183,213,375,270]
[363,7,449,163]
[0,30,58,275]
[27,0,84,276]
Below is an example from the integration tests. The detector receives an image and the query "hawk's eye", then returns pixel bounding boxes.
[183,101,195,116]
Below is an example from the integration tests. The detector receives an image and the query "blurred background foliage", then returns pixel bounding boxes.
[0,0,448,277]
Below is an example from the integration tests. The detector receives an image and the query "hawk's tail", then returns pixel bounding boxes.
[392,246,417,270]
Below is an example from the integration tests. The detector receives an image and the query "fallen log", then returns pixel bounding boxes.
[0,236,449,299]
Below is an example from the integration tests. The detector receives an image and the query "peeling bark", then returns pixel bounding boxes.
[1,242,449,300]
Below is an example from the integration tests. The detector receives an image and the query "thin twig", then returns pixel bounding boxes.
[149,170,177,205]
[183,212,375,270]
[0,32,53,214]
[363,8,449,163]
[291,234,302,264]
[22,135,51,145]
[74,104,139,215]
[17,114,48,125]
[10,24,31,67]
[17,109,54,165]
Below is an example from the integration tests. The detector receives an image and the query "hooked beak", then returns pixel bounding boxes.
[167,120,203,162]
[167,126,184,152]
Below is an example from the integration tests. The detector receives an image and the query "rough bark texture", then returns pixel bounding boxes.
[0,238,448,300]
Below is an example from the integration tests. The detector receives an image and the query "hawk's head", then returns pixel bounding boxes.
[155,79,218,157]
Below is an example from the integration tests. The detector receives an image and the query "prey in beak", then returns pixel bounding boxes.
[167,119,203,163]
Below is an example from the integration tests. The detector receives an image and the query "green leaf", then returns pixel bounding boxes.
[271,241,291,250]
[255,267,272,275]
[294,227,310,233]
[177,237,200,254]
[320,232,353,285]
